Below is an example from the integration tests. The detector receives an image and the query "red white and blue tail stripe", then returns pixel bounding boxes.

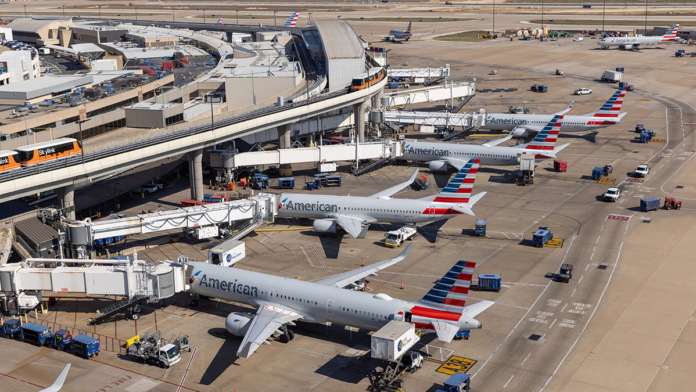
[525,114,563,151]
[432,159,479,203]
[593,87,627,119]
[406,22,412,33]
[662,23,679,41]
[216,17,223,25]
[284,11,300,27]
[416,260,475,313]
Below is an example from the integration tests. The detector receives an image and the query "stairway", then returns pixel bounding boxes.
[88,293,148,325]
[352,156,391,176]
[441,126,475,142]
[227,219,265,241]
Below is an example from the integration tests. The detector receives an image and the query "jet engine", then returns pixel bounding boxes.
[511,127,529,138]
[623,44,633,50]
[313,219,338,233]
[226,312,253,337]
[429,160,449,172]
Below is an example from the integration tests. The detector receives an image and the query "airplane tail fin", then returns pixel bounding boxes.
[285,11,300,27]
[217,17,223,25]
[406,21,412,33]
[432,159,480,205]
[417,260,475,313]
[662,23,679,41]
[522,114,563,151]
[585,86,627,118]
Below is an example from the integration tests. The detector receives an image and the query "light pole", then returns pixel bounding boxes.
[24,5,27,18]
[236,10,239,24]
[62,6,66,18]
[135,7,138,21]
[172,8,175,23]
[603,0,606,33]
[492,0,495,35]
[77,119,88,165]
[644,0,648,36]
[274,11,277,30]
[203,9,206,24]
[249,14,252,27]
[98,6,102,20]
[23,113,31,144]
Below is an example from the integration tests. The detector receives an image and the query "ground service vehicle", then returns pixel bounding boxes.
[477,273,501,292]
[350,67,386,92]
[475,219,487,236]
[640,131,653,143]
[435,372,471,392]
[250,173,269,189]
[634,164,650,178]
[533,227,553,247]
[554,159,567,172]
[20,323,52,346]
[0,318,22,338]
[556,69,564,75]
[208,239,245,267]
[72,334,100,358]
[604,187,621,202]
[128,331,181,368]
[0,150,20,172]
[278,177,295,189]
[50,329,73,351]
[574,88,592,95]
[635,124,644,133]
[384,226,417,247]
[371,321,422,392]
[641,197,660,212]
[306,178,322,190]
[558,264,573,283]
[592,167,604,180]
[15,138,82,166]
[664,196,682,210]
[601,70,622,83]
[134,185,158,194]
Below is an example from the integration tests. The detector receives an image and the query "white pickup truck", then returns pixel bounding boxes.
[134,185,159,194]
[574,88,592,95]
[603,187,621,202]
[384,227,417,248]
[633,164,650,178]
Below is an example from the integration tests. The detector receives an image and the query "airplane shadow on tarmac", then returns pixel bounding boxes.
[199,328,242,385]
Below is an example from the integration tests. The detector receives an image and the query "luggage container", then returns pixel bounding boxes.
[553,159,567,172]
[371,321,420,362]
[591,167,604,180]
[325,175,342,187]
[208,239,245,267]
[436,372,471,392]
[640,132,651,143]
[72,334,100,358]
[278,177,295,189]
[20,322,52,346]
[532,228,552,247]
[474,219,487,236]
[640,197,660,212]
[477,274,501,292]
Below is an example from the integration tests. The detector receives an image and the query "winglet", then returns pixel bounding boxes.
[40,364,71,392]
[555,101,574,115]
[398,243,414,258]
[370,169,419,199]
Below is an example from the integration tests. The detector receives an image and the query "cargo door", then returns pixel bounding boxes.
[326,299,335,315]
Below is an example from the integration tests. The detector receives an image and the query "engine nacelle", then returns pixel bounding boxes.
[226,312,253,337]
[511,127,529,138]
[623,44,633,50]
[429,160,449,172]
[313,219,338,233]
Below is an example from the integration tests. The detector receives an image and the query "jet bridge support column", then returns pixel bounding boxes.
[373,89,384,109]
[188,149,204,201]
[353,99,368,143]
[277,124,292,176]
[57,183,75,220]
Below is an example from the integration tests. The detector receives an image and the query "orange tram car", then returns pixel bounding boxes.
[15,138,82,166]
[350,67,386,92]
[0,150,20,172]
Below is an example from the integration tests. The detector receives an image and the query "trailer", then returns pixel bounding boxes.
[128,331,181,368]
[640,197,660,212]
[50,329,73,351]
[474,219,487,237]
[72,334,100,358]
[553,159,567,172]
[0,318,22,339]
[591,167,604,180]
[325,175,342,187]
[208,239,245,267]
[477,274,501,292]
[384,226,417,248]
[20,322,52,346]
[250,174,269,190]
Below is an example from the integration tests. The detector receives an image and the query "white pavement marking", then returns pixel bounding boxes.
[590,253,594,260]
[578,276,584,284]
[596,236,601,244]
[504,375,515,388]
[600,225,604,232]
[539,214,635,391]
[571,288,576,297]
[549,319,557,329]
[176,347,197,392]
[585,264,589,272]
[521,353,532,366]
[560,303,567,313]
[472,236,577,380]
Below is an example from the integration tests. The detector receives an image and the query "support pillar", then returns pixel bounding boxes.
[353,99,367,143]
[188,149,204,201]
[277,124,292,176]
[57,184,75,220]
[374,89,384,109]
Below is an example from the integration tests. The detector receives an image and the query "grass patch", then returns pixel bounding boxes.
[434,31,491,42]
[530,19,694,27]
[346,17,474,22]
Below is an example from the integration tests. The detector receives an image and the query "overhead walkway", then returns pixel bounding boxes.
[383,109,487,129]
[387,65,450,81]
[382,81,475,108]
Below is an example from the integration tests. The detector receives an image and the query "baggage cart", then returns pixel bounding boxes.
[477,274,501,292]
[278,177,295,189]
[72,334,100,358]
[553,160,567,172]
[325,175,342,187]
[474,219,487,236]
[635,124,644,133]
[0,318,22,339]
[20,322,52,346]
[640,197,660,212]
[591,167,604,180]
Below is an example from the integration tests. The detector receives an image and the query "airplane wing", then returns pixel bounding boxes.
[442,157,468,170]
[369,169,419,199]
[482,131,514,147]
[554,101,574,115]
[40,364,71,392]
[237,304,302,358]
[316,244,413,287]
[372,33,396,38]
[329,214,374,238]
[460,300,495,319]
[410,30,435,37]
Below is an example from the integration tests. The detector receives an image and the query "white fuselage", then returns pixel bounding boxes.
[483,113,617,132]
[388,30,412,39]
[277,193,461,223]
[189,261,481,332]
[402,141,547,167]
[598,36,670,48]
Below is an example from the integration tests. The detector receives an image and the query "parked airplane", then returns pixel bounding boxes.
[277,159,486,238]
[188,244,494,358]
[599,23,679,50]
[374,21,433,41]
[284,10,300,27]
[216,17,223,25]
[482,87,627,137]
[402,114,567,172]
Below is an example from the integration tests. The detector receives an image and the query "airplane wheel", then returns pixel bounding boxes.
[287,330,295,341]
[279,334,290,344]
[132,312,140,320]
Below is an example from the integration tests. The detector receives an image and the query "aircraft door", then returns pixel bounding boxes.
[405,311,412,323]
[327,299,335,315]
[269,289,276,301]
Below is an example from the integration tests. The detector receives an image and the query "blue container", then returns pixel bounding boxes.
[325,175,342,187]
[0,318,22,338]
[307,178,321,190]
[157,71,164,79]
[676,51,684,57]
[443,372,471,392]
[72,334,100,358]
[20,322,52,346]
[616,67,624,72]
[635,124,644,132]
[389,82,398,89]
[50,329,72,351]
[106,86,115,93]
[640,132,651,143]
[478,273,501,292]
[475,219,487,236]
[640,197,660,212]
[533,229,551,247]
[591,167,604,180]
[278,177,295,189]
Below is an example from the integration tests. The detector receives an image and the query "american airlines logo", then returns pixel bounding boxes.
[487,116,528,126]
[283,200,338,212]
[405,145,450,156]
[197,273,258,297]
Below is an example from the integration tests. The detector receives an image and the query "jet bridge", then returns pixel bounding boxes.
[383,109,487,129]
[387,65,450,81]
[382,81,475,109]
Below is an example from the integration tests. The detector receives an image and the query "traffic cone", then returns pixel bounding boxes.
[400,281,404,289]
[361,258,364,267]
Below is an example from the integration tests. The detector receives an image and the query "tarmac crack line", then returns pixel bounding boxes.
[539,213,635,392]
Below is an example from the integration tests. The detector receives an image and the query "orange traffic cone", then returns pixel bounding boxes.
[400,281,404,289]
[361,258,364,267]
